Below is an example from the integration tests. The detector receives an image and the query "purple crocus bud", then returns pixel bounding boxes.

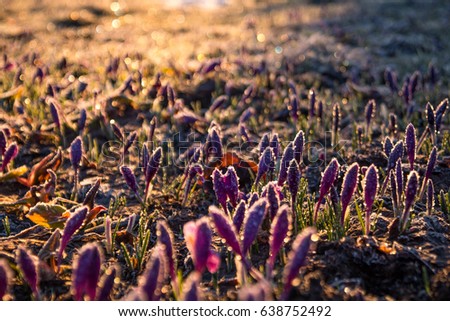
[317,100,323,120]
[387,141,403,172]
[363,165,378,235]
[144,147,162,197]
[242,198,268,255]
[259,133,270,156]
[390,171,399,216]
[395,159,403,194]
[314,158,339,223]
[142,144,149,174]
[238,280,272,301]
[120,166,143,204]
[419,147,437,199]
[157,221,176,280]
[426,102,435,130]
[212,169,228,213]
[70,136,83,171]
[184,218,220,274]
[293,130,304,165]
[239,123,250,142]
[385,68,398,93]
[16,246,39,298]
[288,159,301,209]
[209,95,228,113]
[209,206,242,257]
[239,107,255,123]
[269,134,280,160]
[96,265,118,301]
[268,205,292,274]
[401,171,419,231]
[389,113,397,136]
[409,71,420,98]
[255,147,274,185]
[289,95,299,122]
[405,123,416,170]
[78,108,87,133]
[224,166,240,208]
[281,227,316,299]
[263,182,280,220]
[1,143,19,172]
[148,116,157,144]
[248,192,259,207]
[139,247,166,301]
[72,243,103,301]
[332,103,341,146]
[82,178,101,210]
[428,63,437,86]
[233,200,246,232]
[0,130,6,157]
[58,206,88,267]
[278,143,294,186]
[402,76,411,105]
[0,259,12,300]
[204,128,223,163]
[365,100,376,134]
[111,123,124,141]
[426,179,434,216]
[124,131,137,155]
[183,163,204,206]
[435,98,448,133]
[384,137,393,157]
[104,216,112,255]
[308,88,316,119]
[181,272,202,301]
[50,102,61,131]
[340,163,359,225]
